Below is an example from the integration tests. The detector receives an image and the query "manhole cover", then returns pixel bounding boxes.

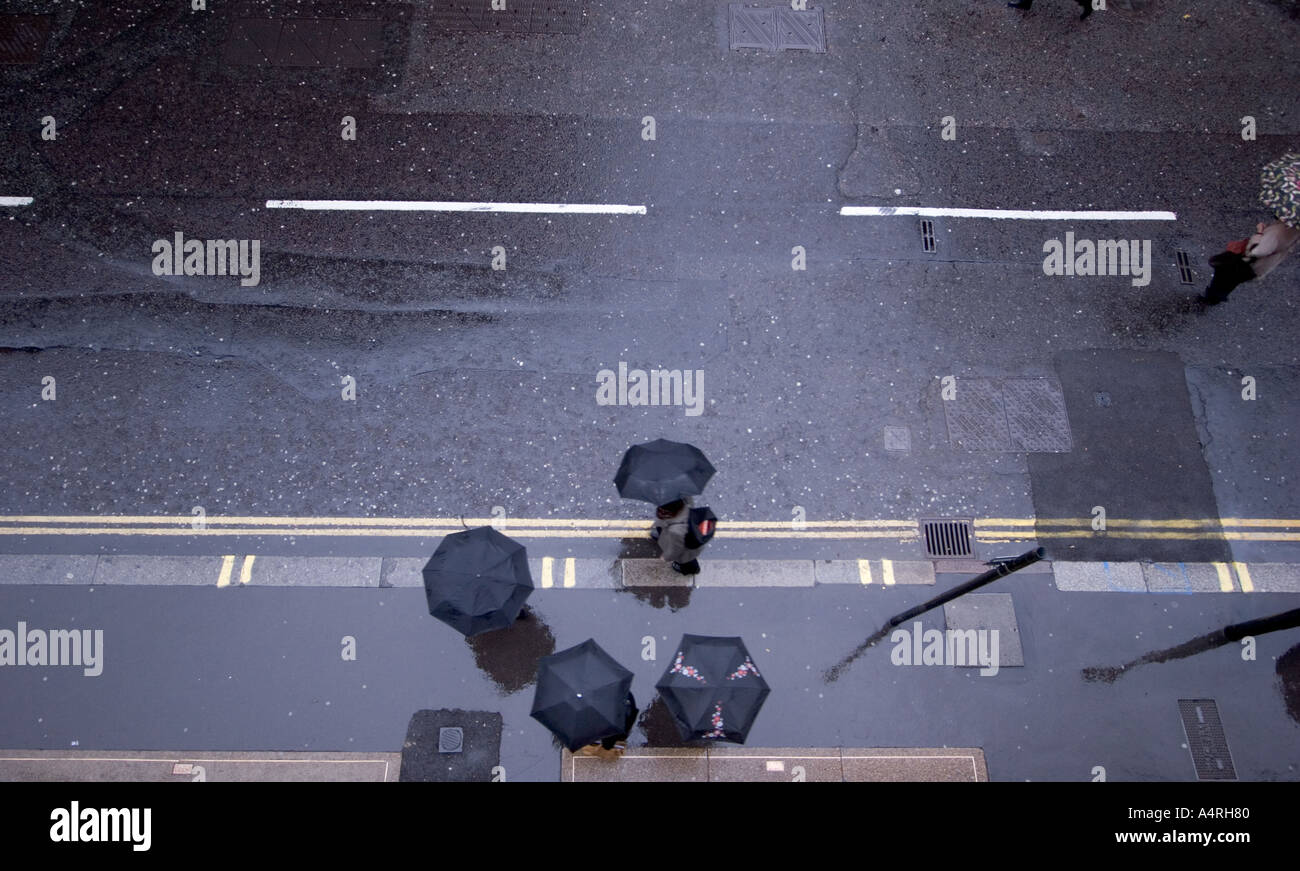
[438,727,464,753]
[1178,699,1236,781]
[921,519,973,558]
[729,5,825,52]
[943,377,1072,452]
[1003,378,1072,452]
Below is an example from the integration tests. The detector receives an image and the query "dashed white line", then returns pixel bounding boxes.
[0,197,33,207]
[840,206,1177,221]
[265,199,647,215]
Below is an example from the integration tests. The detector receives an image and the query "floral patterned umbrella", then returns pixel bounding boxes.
[654,635,770,743]
[1260,152,1300,229]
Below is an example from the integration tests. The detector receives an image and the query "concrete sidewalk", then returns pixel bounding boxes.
[0,749,400,782]
[560,746,989,782]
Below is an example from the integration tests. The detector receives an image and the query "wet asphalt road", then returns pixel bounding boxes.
[0,0,1299,777]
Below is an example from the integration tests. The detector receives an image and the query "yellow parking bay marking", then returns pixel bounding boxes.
[1213,563,1235,592]
[881,559,896,586]
[541,557,555,589]
[563,558,576,588]
[857,560,872,585]
[1233,562,1254,593]
[217,555,254,587]
[217,556,235,588]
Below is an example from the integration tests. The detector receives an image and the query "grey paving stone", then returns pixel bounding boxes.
[708,746,841,782]
[1143,562,1227,593]
[942,592,1024,667]
[379,557,426,588]
[0,749,399,782]
[95,555,227,586]
[937,558,1054,575]
[813,560,862,584]
[841,748,988,782]
[885,560,936,585]
[0,554,99,585]
[695,560,814,587]
[1053,561,1146,592]
[1239,563,1300,593]
[621,559,693,588]
[563,747,707,782]
[247,556,382,587]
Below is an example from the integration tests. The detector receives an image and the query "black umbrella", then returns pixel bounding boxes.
[614,439,715,505]
[655,634,770,743]
[422,527,533,636]
[531,639,636,751]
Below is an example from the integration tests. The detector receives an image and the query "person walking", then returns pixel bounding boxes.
[598,692,639,752]
[1204,221,1300,305]
[650,497,716,575]
[1008,0,1093,20]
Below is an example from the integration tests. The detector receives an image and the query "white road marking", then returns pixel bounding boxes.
[0,197,33,206]
[265,199,647,215]
[840,206,1177,221]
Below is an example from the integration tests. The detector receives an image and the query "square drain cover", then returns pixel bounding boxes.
[884,425,910,452]
[438,727,464,753]
[1178,699,1236,781]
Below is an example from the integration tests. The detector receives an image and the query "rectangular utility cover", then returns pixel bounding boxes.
[1178,699,1236,781]
[730,5,825,53]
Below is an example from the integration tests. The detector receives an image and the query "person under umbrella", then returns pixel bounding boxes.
[422,526,533,637]
[530,639,637,752]
[616,439,718,574]
[614,438,715,506]
[651,497,717,576]
[655,634,769,744]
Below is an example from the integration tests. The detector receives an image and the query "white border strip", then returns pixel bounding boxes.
[266,199,647,215]
[0,197,33,207]
[840,206,1177,221]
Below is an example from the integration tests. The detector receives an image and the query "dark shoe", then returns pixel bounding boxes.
[1008,1,1032,8]
[678,560,701,576]
[1079,3,1093,19]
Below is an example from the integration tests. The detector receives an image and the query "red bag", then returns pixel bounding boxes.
[1226,239,1248,255]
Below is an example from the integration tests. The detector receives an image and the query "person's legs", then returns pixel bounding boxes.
[1203,253,1254,304]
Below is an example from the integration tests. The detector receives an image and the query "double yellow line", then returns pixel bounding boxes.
[975,518,1300,543]
[0,515,919,540]
[0,515,1297,542]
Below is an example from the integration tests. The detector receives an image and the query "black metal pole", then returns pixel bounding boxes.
[1221,607,1300,642]
[886,547,1046,627]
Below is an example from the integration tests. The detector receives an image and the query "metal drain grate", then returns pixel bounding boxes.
[1175,250,1194,285]
[921,519,973,557]
[920,219,936,253]
[438,726,464,754]
[1178,699,1235,780]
